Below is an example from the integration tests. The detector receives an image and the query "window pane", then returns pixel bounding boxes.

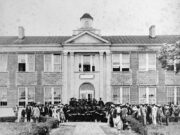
[28,87,35,102]
[54,54,61,72]
[122,87,130,104]
[112,86,120,103]
[54,87,61,101]
[112,54,120,71]
[27,55,35,72]
[18,55,26,63]
[122,54,130,71]
[83,56,90,65]
[167,87,174,104]
[139,87,146,104]
[44,87,52,103]
[139,53,146,71]
[44,55,52,72]
[177,87,180,105]
[0,54,7,72]
[148,53,156,70]
[0,87,7,106]
[149,87,156,104]
[19,88,26,100]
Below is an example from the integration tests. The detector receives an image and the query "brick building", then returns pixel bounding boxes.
[0,13,180,107]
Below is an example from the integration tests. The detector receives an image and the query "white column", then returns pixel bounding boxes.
[106,51,112,102]
[99,51,104,99]
[70,52,75,98]
[174,86,177,105]
[62,51,68,104]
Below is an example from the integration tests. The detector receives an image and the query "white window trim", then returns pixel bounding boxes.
[113,86,130,104]
[44,87,61,104]
[0,87,7,106]
[44,54,62,72]
[18,54,35,72]
[139,53,156,71]
[0,54,8,72]
[18,87,35,106]
[112,53,130,72]
[167,86,178,105]
[139,87,156,104]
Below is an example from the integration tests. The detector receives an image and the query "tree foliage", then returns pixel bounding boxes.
[158,41,180,72]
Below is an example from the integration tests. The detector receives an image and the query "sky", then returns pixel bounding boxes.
[0,0,180,36]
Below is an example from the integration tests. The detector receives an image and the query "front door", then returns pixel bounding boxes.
[80,90,94,100]
[79,83,95,100]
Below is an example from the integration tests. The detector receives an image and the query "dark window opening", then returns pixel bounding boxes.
[19,63,26,72]
[0,101,7,106]
[122,68,129,71]
[83,65,90,72]
[113,67,120,71]
[19,101,25,107]
[92,66,95,71]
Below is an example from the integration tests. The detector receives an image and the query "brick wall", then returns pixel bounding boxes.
[0,73,8,86]
[17,72,37,85]
[7,54,18,107]
[111,72,132,85]
[130,52,139,104]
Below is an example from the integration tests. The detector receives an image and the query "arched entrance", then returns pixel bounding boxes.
[79,83,95,100]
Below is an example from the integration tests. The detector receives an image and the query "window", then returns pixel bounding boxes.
[0,54,8,72]
[44,54,62,72]
[44,87,62,105]
[139,53,156,71]
[167,86,180,105]
[18,87,35,106]
[18,54,35,72]
[139,87,156,104]
[0,87,7,106]
[112,53,130,72]
[112,86,130,104]
[78,54,95,72]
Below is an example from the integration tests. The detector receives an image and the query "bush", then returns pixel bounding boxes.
[125,115,147,135]
[19,117,59,135]
[31,123,49,135]
[0,116,17,122]
[46,118,59,129]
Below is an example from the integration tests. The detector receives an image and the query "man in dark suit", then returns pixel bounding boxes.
[26,105,31,122]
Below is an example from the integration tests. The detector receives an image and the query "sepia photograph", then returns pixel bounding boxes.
[0,0,180,135]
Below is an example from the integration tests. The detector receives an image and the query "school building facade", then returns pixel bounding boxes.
[0,13,180,107]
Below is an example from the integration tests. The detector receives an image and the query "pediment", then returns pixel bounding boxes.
[64,31,109,44]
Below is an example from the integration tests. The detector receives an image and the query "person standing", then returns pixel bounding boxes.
[26,105,31,122]
[151,104,157,125]
[157,105,164,125]
[164,105,170,126]
[33,105,40,123]
[140,104,147,126]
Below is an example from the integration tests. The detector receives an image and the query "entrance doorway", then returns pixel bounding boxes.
[79,83,95,100]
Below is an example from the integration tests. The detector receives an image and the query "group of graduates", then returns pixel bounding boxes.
[64,97,107,122]
[108,103,180,132]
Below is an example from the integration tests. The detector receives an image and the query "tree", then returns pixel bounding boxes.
[158,41,180,73]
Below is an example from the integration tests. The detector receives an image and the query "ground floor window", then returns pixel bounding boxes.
[139,87,156,104]
[18,87,35,106]
[0,87,7,106]
[112,86,130,104]
[44,87,62,105]
[167,86,180,105]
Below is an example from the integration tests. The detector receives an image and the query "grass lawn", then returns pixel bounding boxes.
[147,122,180,135]
[0,122,32,135]
[50,124,76,135]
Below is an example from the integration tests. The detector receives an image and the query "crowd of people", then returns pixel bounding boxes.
[14,98,180,133]
[107,103,180,133]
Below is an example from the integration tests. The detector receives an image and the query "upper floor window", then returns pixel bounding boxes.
[0,87,7,106]
[0,54,8,72]
[79,55,95,72]
[112,53,130,72]
[139,53,156,71]
[44,54,62,72]
[18,54,35,72]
